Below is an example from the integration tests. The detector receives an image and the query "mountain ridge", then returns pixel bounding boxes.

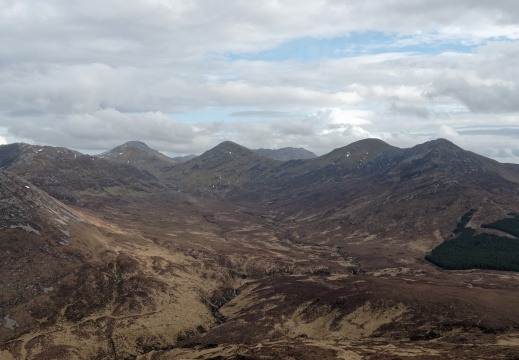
[2,138,519,358]
[94,141,178,177]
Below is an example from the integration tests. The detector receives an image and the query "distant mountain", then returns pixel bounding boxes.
[172,154,197,162]
[96,140,158,156]
[95,141,178,176]
[165,138,519,242]
[254,147,317,161]
[165,141,280,197]
[0,143,164,205]
[2,138,519,360]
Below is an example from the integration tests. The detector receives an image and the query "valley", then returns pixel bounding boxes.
[1,139,519,359]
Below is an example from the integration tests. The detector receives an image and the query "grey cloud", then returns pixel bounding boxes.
[1,1,519,164]
[433,79,519,113]
[386,103,431,119]
[271,119,315,137]
[4,109,201,154]
[2,1,519,67]
[458,128,519,137]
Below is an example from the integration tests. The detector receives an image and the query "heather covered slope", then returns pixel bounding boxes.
[0,143,165,206]
[164,141,282,197]
[2,138,519,359]
[0,170,237,359]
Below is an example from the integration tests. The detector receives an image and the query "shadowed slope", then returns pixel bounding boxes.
[0,143,165,206]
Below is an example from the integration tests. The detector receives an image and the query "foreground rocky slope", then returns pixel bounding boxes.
[1,139,519,359]
[0,170,231,359]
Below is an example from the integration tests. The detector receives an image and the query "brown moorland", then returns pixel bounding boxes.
[1,139,519,359]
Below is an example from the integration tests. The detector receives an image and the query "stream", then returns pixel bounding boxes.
[211,285,246,324]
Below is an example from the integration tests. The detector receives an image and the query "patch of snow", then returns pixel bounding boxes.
[10,224,40,236]
[401,154,425,164]
[60,229,70,237]
[43,287,54,294]
[25,185,30,189]
[59,239,69,246]
[4,315,19,331]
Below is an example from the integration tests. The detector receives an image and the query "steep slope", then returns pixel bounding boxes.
[166,141,282,198]
[0,169,240,359]
[164,138,519,250]
[3,138,519,359]
[254,147,317,161]
[264,138,397,189]
[257,139,519,272]
[0,143,165,206]
[96,141,178,176]
[140,140,519,359]
[165,138,519,269]
[0,169,109,348]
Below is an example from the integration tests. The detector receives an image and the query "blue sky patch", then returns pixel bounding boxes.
[225,31,476,62]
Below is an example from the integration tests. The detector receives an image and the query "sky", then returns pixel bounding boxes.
[1,1,519,162]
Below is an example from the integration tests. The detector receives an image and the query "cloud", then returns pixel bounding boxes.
[230,111,291,118]
[386,103,432,119]
[437,124,461,140]
[3,109,207,154]
[1,1,519,164]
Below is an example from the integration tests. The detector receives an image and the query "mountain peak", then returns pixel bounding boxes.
[195,141,260,162]
[94,141,177,176]
[420,138,461,151]
[323,138,394,163]
[213,141,251,152]
[121,141,152,150]
[112,141,158,154]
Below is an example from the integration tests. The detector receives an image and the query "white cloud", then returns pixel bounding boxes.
[0,1,519,163]
[437,124,461,140]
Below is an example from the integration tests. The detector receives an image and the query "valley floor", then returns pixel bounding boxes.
[2,195,519,359]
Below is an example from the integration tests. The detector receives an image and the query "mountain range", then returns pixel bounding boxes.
[1,138,519,359]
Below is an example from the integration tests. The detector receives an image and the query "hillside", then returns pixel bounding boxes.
[254,146,317,161]
[165,141,282,198]
[96,141,178,176]
[0,169,241,359]
[0,143,166,207]
[2,138,519,359]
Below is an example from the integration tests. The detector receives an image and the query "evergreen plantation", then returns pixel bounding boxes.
[426,212,519,271]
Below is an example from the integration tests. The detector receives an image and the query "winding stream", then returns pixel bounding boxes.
[211,284,247,324]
